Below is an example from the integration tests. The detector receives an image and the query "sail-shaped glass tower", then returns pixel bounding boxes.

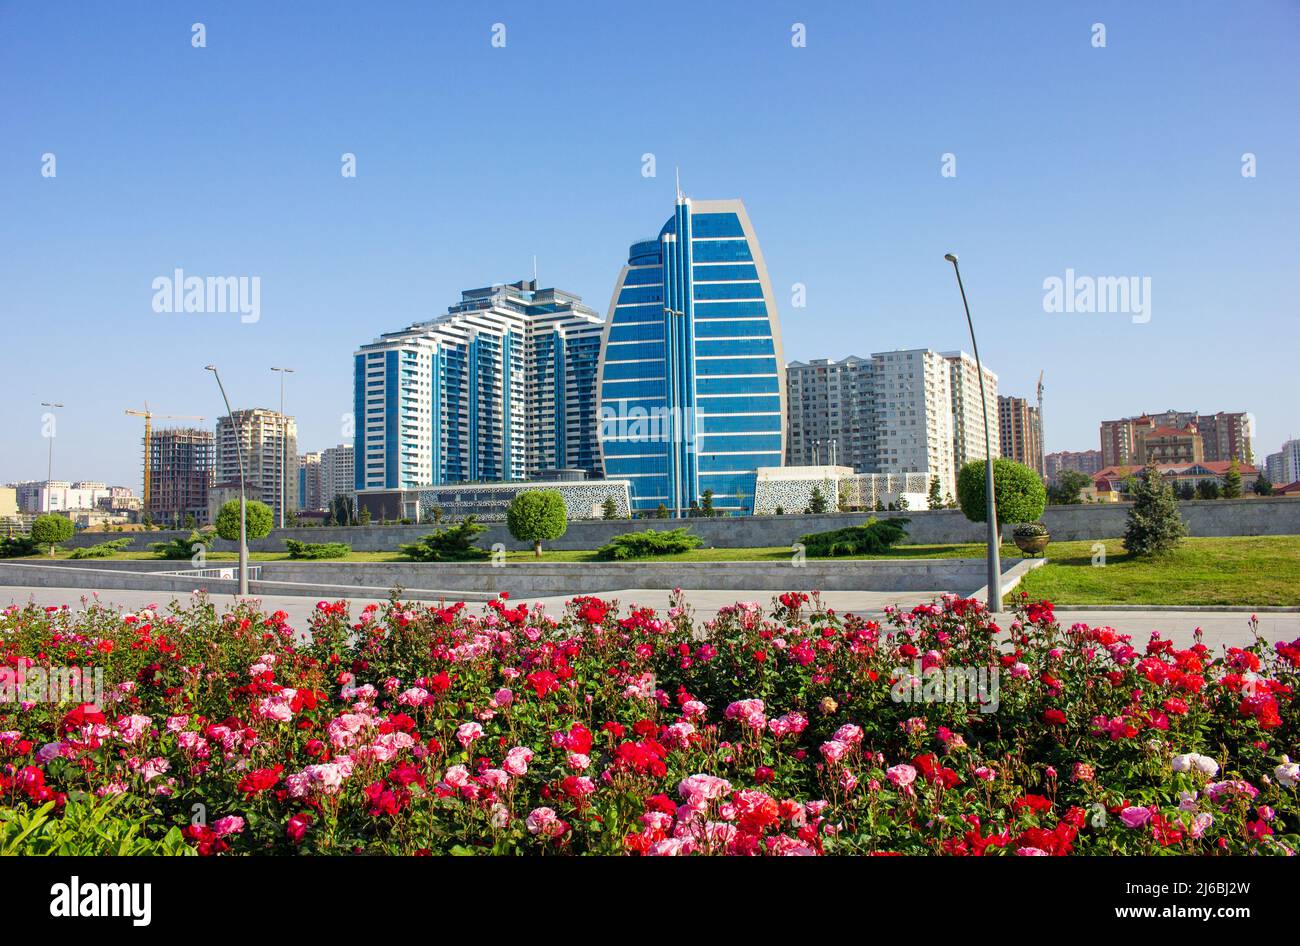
[597,197,786,515]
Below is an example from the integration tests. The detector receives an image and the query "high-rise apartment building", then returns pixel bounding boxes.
[872,349,956,499]
[147,427,213,525]
[355,280,604,492]
[320,443,355,507]
[941,351,1001,478]
[786,356,875,470]
[1100,411,1253,466]
[999,396,1042,472]
[298,452,323,512]
[1045,449,1103,482]
[1268,439,1300,486]
[597,196,785,516]
[214,409,298,521]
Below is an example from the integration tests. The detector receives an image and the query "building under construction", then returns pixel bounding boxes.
[147,427,214,526]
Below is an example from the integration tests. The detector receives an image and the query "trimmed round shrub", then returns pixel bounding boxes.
[30,514,74,555]
[215,499,274,542]
[956,458,1046,525]
[506,490,567,557]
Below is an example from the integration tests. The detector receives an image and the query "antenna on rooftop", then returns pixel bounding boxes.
[675,166,682,201]
[532,255,538,287]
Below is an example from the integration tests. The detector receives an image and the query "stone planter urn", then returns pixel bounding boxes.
[1012,523,1050,555]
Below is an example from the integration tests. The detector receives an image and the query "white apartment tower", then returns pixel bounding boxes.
[871,349,956,499]
[941,350,1001,478]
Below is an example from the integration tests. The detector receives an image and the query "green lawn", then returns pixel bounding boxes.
[19,535,1300,607]
[1007,536,1300,608]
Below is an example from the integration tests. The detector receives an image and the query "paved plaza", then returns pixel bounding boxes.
[3,584,1294,651]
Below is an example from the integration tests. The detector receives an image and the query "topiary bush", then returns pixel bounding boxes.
[215,499,274,542]
[594,528,702,561]
[956,459,1046,526]
[398,518,489,562]
[30,515,74,557]
[67,537,134,559]
[284,539,352,560]
[798,517,910,557]
[506,490,567,557]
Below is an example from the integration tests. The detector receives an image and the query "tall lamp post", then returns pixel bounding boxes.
[271,366,294,529]
[40,401,64,512]
[944,254,1001,611]
[205,365,249,596]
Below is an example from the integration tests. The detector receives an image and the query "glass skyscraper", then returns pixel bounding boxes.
[354,280,603,492]
[597,197,786,515]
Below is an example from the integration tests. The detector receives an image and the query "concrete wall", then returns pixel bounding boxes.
[59,497,1300,552]
[0,557,1026,599]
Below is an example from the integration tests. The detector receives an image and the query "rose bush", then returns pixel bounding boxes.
[0,589,1296,855]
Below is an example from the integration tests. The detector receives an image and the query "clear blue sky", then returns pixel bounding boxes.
[2,0,1297,490]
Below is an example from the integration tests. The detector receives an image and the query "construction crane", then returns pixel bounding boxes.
[125,404,204,511]
[1036,371,1046,478]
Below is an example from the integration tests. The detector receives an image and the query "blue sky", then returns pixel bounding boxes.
[2,0,1297,489]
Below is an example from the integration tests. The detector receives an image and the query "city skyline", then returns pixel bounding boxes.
[3,2,1297,489]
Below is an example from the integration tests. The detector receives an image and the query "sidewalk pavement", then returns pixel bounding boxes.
[2,584,1294,651]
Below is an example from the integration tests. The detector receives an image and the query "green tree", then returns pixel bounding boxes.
[1196,479,1221,501]
[601,497,619,520]
[214,499,274,542]
[1123,460,1188,557]
[1221,458,1243,499]
[1254,471,1274,496]
[506,490,567,558]
[926,476,943,510]
[699,489,716,518]
[808,485,829,514]
[1047,470,1092,505]
[956,459,1047,526]
[330,494,355,526]
[655,503,669,519]
[1176,481,1196,501]
[398,518,489,562]
[30,514,74,556]
[182,513,196,530]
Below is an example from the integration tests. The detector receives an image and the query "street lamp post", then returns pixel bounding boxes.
[271,367,294,529]
[944,254,1001,612]
[205,366,249,596]
[40,402,64,512]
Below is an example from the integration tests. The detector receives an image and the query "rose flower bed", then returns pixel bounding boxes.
[1,590,1296,855]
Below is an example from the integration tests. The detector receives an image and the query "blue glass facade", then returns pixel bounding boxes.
[597,198,786,515]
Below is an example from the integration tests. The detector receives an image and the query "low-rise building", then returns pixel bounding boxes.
[1092,461,1258,501]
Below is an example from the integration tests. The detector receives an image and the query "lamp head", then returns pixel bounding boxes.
[944,253,958,263]
[204,365,217,372]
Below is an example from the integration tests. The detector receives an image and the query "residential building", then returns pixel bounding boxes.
[786,356,876,471]
[1100,410,1253,466]
[1092,461,1259,501]
[1134,423,1203,465]
[298,451,323,512]
[941,351,1000,479]
[597,196,785,516]
[1045,449,1103,482]
[355,279,604,493]
[320,443,355,508]
[872,349,955,499]
[214,409,298,521]
[8,480,132,515]
[146,427,213,526]
[1269,439,1300,486]
[998,396,1042,472]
